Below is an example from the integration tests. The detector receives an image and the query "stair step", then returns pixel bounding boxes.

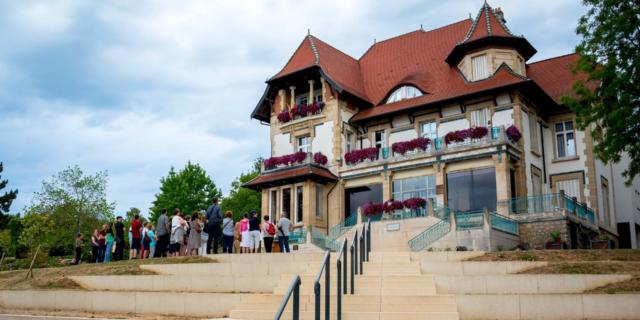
[229,310,459,320]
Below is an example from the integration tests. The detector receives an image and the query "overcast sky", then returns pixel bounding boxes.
[0,0,587,216]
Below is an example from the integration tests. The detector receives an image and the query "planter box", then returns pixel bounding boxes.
[545,242,563,250]
[590,240,613,249]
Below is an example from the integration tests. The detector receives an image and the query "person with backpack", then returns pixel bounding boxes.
[262,215,276,253]
[221,211,234,253]
[141,223,152,259]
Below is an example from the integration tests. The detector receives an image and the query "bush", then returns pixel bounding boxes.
[519,253,537,261]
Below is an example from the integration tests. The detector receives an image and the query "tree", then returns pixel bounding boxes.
[562,0,640,184]
[221,158,262,221]
[150,162,222,222]
[22,165,115,255]
[0,162,18,214]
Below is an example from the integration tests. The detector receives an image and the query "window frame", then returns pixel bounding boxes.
[471,54,489,80]
[419,120,437,141]
[295,184,304,224]
[601,176,610,227]
[529,113,540,154]
[297,135,311,153]
[374,130,386,149]
[315,184,323,218]
[385,86,423,104]
[554,120,576,159]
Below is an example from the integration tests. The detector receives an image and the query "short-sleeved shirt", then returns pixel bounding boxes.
[76,238,83,248]
[222,218,234,236]
[148,230,156,247]
[115,221,125,241]
[156,214,169,237]
[249,217,260,231]
[131,219,142,239]
[277,218,291,236]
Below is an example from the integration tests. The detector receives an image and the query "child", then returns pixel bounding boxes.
[73,233,83,265]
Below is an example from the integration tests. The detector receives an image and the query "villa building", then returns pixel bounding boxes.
[245,2,638,250]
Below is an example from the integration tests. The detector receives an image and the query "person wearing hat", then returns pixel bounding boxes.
[114,216,126,261]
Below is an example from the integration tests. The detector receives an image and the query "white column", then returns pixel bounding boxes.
[308,80,315,103]
[289,86,296,108]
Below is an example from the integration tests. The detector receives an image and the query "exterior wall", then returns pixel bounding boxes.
[389,128,417,146]
[439,117,468,136]
[313,121,334,163]
[273,133,292,156]
[491,108,513,127]
[458,47,526,80]
[612,153,640,248]
[519,218,572,249]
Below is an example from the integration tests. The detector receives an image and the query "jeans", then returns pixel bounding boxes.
[155,234,170,257]
[222,234,234,253]
[149,246,155,259]
[91,246,99,263]
[278,236,290,253]
[207,222,221,254]
[264,237,274,253]
[114,239,125,261]
[103,241,113,263]
[74,247,81,265]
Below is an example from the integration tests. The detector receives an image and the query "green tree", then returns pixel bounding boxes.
[22,165,115,255]
[150,162,222,222]
[221,158,262,221]
[562,0,640,184]
[0,162,18,214]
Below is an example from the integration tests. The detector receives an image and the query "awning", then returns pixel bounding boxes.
[242,164,339,190]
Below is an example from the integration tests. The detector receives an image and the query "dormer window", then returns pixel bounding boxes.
[386,86,423,104]
[471,54,489,80]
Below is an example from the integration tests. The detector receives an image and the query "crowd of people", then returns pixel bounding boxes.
[72,198,296,264]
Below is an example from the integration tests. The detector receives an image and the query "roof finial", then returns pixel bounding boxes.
[420,24,423,31]
[374,38,377,44]
[307,28,310,35]
[469,12,472,19]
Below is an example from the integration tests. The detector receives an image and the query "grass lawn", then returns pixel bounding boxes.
[470,249,640,293]
[0,256,212,290]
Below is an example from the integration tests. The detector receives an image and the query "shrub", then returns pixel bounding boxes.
[519,253,537,261]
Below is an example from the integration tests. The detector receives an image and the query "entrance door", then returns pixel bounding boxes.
[345,184,382,223]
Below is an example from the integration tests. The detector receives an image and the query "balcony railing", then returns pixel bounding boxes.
[455,210,485,230]
[262,151,328,173]
[343,125,516,167]
[498,192,596,225]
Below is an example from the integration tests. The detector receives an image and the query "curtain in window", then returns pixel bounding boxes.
[472,55,488,80]
[471,109,488,127]
[556,179,580,201]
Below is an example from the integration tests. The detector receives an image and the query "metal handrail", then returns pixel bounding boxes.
[336,238,347,320]
[349,226,358,294]
[274,275,301,320]
[366,218,371,260]
[313,250,331,320]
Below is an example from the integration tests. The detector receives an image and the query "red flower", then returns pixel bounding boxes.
[344,147,379,165]
[506,125,522,142]
[277,110,291,123]
[469,126,489,139]
[313,152,328,165]
[363,202,383,216]
[402,197,426,210]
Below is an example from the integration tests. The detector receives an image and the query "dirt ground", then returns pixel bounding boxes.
[0,256,213,290]
[470,249,640,293]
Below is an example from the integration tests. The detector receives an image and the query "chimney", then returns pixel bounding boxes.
[494,7,506,23]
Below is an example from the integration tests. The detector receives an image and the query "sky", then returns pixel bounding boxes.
[0,0,587,217]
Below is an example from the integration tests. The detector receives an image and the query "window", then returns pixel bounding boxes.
[471,54,489,80]
[556,179,581,202]
[447,168,497,212]
[315,185,323,218]
[531,166,543,196]
[315,91,323,103]
[470,108,489,127]
[420,121,437,141]
[555,121,576,158]
[374,130,386,149]
[393,175,436,202]
[296,186,303,224]
[345,132,353,153]
[281,188,291,216]
[601,177,610,227]
[386,86,423,104]
[297,135,311,153]
[529,114,540,153]
[296,95,308,106]
[269,190,278,221]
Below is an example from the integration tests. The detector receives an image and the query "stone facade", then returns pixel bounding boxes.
[519,219,572,250]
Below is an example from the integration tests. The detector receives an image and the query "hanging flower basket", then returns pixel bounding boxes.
[391,137,431,155]
[506,125,522,142]
[264,151,308,169]
[402,197,426,210]
[313,152,328,166]
[363,202,384,216]
[277,110,291,123]
[344,147,379,165]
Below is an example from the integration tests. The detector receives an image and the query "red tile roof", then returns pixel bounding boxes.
[243,165,338,190]
[254,2,580,123]
[527,53,586,103]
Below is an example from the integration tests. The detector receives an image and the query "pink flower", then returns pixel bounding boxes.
[469,126,489,139]
[402,197,426,210]
[344,147,379,165]
[313,152,328,165]
[277,110,291,123]
[506,125,522,142]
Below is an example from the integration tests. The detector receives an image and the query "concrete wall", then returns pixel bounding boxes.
[140,261,317,276]
[455,294,640,320]
[435,274,631,294]
[313,121,334,162]
[0,290,247,318]
[420,261,547,275]
[491,108,513,128]
[70,275,279,293]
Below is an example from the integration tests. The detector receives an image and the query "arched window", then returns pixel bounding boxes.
[386,86,423,103]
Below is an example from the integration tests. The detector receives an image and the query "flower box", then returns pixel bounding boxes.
[279,102,325,124]
[344,147,379,165]
[402,197,426,210]
[264,151,327,170]
[391,137,431,156]
[506,125,522,142]
[444,126,488,145]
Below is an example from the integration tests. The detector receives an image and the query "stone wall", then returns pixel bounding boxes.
[519,218,571,249]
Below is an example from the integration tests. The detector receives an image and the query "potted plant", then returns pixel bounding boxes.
[545,230,563,250]
[506,125,522,142]
[590,234,613,249]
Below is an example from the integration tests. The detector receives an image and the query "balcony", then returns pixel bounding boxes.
[262,151,328,173]
[497,192,597,229]
[341,125,521,172]
[276,102,325,126]
[243,151,337,190]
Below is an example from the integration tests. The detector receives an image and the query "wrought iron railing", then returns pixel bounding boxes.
[313,251,331,320]
[274,275,301,320]
[408,218,451,251]
[336,238,347,320]
[489,213,519,235]
[455,210,484,230]
[310,226,340,251]
[289,228,307,244]
[500,193,597,225]
[329,214,357,238]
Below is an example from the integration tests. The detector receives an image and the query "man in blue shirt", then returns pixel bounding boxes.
[205,198,222,254]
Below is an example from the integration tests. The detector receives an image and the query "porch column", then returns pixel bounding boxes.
[308,80,315,103]
[320,77,327,102]
[303,181,313,226]
[494,151,511,216]
[278,89,286,111]
[434,162,447,207]
[382,170,393,201]
[289,86,296,108]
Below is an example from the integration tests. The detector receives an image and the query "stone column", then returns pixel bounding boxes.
[494,151,511,216]
[308,80,315,103]
[382,171,393,201]
[320,77,327,101]
[434,162,447,207]
[278,89,286,112]
[289,86,296,108]
[428,198,435,217]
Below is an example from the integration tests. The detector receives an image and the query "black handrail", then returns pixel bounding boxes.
[359,228,364,274]
[314,250,331,320]
[350,226,358,294]
[274,275,301,320]
[336,238,347,320]
[366,218,371,261]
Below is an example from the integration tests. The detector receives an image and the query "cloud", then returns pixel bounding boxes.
[0,0,586,215]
